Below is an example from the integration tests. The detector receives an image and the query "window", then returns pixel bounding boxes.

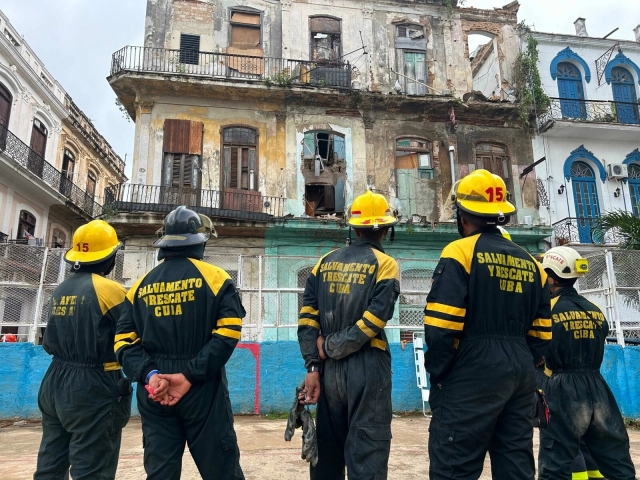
[17,210,36,240]
[0,82,11,130]
[628,164,640,217]
[59,149,75,196]
[302,131,346,216]
[86,171,97,199]
[395,24,427,95]
[570,161,600,243]
[475,142,510,188]
[611,67,639,125]
[28,118,47,177]
[229,8,261,50]
[310,16,341,62]
[162,119,203,194]
[222,127,258,191]
[556,62,586,119]
[396,138,433,218]
[52,228,66,248]
[179,34,200,65]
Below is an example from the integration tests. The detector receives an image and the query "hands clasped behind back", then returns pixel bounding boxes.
[146,373,192,406]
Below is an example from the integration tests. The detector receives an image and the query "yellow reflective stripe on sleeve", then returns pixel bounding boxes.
[527,329,552,340]
[424,316,464,331]
[372,249,400,282]
[298,318,321,329]
[363,311,386,329]
[214,328,242,340]
[533,318,552,327]
[426,302,466,318]
[356,319,377,338]
[217,317,242,327]
[103,362,121,371]
[371,338,387,350]
[300,306,319,316]
[114,332,139,342]
[572,472,588,480]
[114,337,140,352]
[586,470,604,479]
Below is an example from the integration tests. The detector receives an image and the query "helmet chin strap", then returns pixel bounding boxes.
[346,226,352,246]
[456,209,465,237]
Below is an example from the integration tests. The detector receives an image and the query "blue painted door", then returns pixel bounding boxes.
[557,62,586,118]
[611,67,639,124]
[628,164,640,216]
[571,161,600,243]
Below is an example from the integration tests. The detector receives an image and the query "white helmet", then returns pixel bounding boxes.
[498,226,511,241]
[542,246,589,279]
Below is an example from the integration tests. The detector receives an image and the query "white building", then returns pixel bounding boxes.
[532,19,640,249]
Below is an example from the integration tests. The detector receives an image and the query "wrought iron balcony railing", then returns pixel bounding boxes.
[553,217,623,245]
[0,124,102,218]
[538,97,640,129]
[110,46,353,89]
[104,183,287,222]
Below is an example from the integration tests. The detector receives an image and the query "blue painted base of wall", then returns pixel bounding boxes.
[1,343,638,419]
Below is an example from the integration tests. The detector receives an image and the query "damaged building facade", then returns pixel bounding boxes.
[107,0,551,341]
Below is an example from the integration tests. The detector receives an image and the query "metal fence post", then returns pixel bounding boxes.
[605,250,625,347]
[257,255,263,342]
[29,247,49,345]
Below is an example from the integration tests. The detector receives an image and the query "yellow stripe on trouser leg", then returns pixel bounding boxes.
[587,471,604,479]
[572,472,588,480]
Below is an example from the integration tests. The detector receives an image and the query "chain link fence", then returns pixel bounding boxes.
[0,246,437,344]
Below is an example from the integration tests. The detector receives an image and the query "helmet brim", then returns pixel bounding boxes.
[64,242,121,265]
[152,232,210,248]
[457,199,517,218]
[348,216,399,228]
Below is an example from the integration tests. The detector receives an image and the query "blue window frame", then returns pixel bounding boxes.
[611,67,639,124]
[571,161,600,243]
[628,164,640,216]
[557,62,586,119]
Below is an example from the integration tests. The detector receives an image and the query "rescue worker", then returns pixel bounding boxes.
[538,246,636,480]
[424,169,551,480]
[115,206,245,480]
[297,190,400,480]
[34,220,131,480]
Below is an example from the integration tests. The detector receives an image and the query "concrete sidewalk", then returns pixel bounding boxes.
[1,416,639,479]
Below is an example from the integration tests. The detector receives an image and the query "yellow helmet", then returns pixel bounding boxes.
[64,220,121,265]
[455,169,516,219]
[498,226,512,241]
[347,191,398,229]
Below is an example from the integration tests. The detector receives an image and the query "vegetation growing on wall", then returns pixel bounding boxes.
[115,98,131,123]
[513,22,550,127]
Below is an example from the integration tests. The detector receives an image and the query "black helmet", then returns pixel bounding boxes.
[153,206,217,248]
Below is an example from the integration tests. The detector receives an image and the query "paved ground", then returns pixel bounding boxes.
[1,416,639,479]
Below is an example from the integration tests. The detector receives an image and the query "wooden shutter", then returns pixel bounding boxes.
[30,124,47,158]
[163,120,203,155]
[0,84,11,129]
[179,34,200,65]
[230,148,238,189]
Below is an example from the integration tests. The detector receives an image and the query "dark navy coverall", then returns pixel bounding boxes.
[538,287,636,480]
[424,228,551,480]
[298,237,400,480]
[115,256,245,480]
[35,272,131,480]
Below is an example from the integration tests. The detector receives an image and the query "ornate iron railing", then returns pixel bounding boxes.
[0,124,102,218]
[538,97,640,129]
[553,217,624,245]
[104,183,287,222]
[110,46,353,89]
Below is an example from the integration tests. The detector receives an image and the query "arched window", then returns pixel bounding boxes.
[395,138,432,217]
[570,161,600,243]
[59,148,75,196]
[611,67,639,125]
[628,164,640,216]
[17,210,36,240]
[52,228,66,248]
[222,127,258,191]
[556,62,586,119]
[0,82,12,131]
[86,170,97,199]
[28,118,48,177]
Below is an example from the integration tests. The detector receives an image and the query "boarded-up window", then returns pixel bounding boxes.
[162,120,203,190]
[310,17,341,62]
[179,34,200,65]
[230,9,261,50]
[163,120,204,155]
[222,127,257,191]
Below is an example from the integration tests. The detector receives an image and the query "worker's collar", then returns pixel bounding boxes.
[550,286,578,299]
[469,226,500,237]
[352,236,385,253]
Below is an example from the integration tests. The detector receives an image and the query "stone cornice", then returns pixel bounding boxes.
[532,31,640,52]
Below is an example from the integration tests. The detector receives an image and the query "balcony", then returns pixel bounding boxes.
[110,46,353,90]
[0,124,102,218]
[553,217,623,245]
[538,97,640,131]
[104,183,287,222]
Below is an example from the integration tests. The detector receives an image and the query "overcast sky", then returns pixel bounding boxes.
[1,1,638,181]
